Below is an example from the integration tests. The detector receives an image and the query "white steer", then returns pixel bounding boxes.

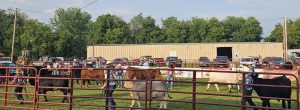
[206,68,242,93]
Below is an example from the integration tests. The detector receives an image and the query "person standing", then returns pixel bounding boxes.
[115,64,124,88]
[166,64,175,90]
[51,59,60,76]
[94,60,101,85]
[101,61,117,110]
[11,69,25,104]
[244,64,258,110]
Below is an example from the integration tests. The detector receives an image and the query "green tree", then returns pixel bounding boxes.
[19,19,53,58]
[222,16,245,42]
[0,9,27,57]
[241,17,262,41]
[264,24,282,42]
[88,14,130,45]
[186,17,208,43]
[130,13,162,43]
[265,19,300,49]
[204,17,224,42]
[162,16,188,43]
[50,7,91,57]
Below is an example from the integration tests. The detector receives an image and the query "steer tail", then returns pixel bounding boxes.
[166,93,173,99]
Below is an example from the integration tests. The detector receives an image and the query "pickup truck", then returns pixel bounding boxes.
[165,56,182,67]
[153,58,165,66]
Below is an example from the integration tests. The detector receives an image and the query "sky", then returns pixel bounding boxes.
[0,0,299,37]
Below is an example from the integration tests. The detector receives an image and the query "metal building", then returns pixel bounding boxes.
[87,42,283,61]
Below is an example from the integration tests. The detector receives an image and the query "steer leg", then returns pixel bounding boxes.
[214,84,220,91]
[266,100,271,107]
[282,100,286,108]
[160,97,168,108]
[80,80,83,88]
[41,91,48,102]
[261,99,268,110]
[228,85,232,93]
[61,89,68,103]
[129,92,136,110]
[206,83,210,91]
[136,100,141,109]
[287,100,291,109]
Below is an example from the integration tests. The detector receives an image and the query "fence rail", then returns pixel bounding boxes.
[0,66,299,110]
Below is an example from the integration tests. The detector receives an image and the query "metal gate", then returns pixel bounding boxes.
[0,67,299,110]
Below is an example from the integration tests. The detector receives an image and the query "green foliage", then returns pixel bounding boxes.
[19,20,53,57]
[130,13,162,43]
[88,14,130,45]
[265,19,300,49]
[162,16,189,43]
[6,7,300,59]
[50,7,91,57]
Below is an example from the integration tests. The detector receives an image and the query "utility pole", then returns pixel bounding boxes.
[10,8,18,63]
[283,16,288,61]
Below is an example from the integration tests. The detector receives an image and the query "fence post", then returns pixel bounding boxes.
[145,75,148,109]
[33,68,38,110]
[69,69,74,110]
[192,70,196,110]
[241,72,246,110]
[296,74,299,110]
[105,68,109,110]
[149,78,153,109]
[4,68,9,106]
[35,69,42,110]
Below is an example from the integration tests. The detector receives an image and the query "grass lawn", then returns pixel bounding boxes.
[0,77,299,110]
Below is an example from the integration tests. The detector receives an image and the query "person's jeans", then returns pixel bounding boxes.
[117,75,123,87]
[14,86,24,101]
[166,76,174,89]
[244,89,258,110]
[105,85,117,110]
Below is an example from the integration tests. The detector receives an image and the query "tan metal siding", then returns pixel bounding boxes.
[87,43,283,61]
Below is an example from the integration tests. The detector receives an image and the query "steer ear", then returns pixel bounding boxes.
[253,74,258,78]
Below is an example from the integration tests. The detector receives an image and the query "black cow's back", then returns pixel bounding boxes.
[253,75,291,98]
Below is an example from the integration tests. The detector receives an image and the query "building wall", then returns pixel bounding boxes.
[87,42,283,61]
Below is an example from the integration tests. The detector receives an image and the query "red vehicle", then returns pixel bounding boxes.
[153,58,165,66]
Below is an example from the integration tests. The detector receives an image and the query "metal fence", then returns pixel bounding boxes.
[0,66,299,110]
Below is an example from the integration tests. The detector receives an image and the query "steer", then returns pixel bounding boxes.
[25,67,69,103]
[206,68,242,93]
[124,80,172,109]
[80,68,105,88]
[251,74,292,109]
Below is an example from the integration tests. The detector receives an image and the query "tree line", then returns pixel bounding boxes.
[0,7,299,58]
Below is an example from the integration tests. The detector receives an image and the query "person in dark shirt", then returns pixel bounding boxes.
[101,61,117,110]
[11,69,25,104]
[243,64,258,110]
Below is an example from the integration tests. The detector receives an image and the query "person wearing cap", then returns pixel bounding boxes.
[115,64,124,88]
[101,61,117,110]
[11,69,25,104]
[243,64,258,110]
[166,64,175,90]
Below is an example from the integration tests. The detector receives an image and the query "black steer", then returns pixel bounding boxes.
[25,66,69,103]
[251,74,291,109]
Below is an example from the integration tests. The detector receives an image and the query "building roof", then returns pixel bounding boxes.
[89,42,282,46]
